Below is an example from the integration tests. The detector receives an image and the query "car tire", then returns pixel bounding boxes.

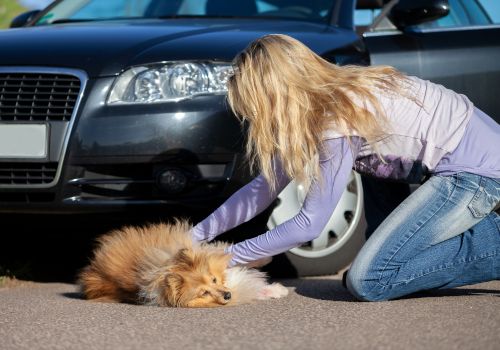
[267,171,367,276]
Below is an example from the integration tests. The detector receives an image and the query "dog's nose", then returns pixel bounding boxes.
[223,292,231,300]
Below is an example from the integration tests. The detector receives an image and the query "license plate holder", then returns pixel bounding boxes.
[0,123,49,159]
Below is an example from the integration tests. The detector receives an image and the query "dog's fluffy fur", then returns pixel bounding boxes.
[78,220,288,307]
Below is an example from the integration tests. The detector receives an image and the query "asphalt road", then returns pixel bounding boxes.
[1,276,499,350]
[1,213,499,349]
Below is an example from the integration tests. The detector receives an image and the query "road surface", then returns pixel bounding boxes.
[1,275,499,350]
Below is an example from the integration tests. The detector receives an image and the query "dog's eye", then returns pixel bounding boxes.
[212,277,217,284]
[202,290,210,297]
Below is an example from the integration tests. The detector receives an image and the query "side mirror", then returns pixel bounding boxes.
[10,10,41,28]
[389,0,449,30]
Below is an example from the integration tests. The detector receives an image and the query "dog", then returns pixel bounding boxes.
[78,220,288,307]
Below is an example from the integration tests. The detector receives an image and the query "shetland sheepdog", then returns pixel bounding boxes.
[78,220,288,307]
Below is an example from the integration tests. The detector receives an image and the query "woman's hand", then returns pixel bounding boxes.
[244,256,273,269]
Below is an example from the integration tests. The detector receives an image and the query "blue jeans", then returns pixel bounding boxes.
[347,172,500,301]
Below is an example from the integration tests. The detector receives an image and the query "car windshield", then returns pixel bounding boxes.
[34,0,339,25]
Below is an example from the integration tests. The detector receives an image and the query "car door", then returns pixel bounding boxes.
[360,0,500,121]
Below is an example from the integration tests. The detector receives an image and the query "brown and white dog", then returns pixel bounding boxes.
[78,220,288,307]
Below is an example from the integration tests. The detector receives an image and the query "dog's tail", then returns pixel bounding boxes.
[78,266,121,303]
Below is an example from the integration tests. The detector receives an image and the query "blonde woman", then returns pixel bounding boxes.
[191,34,500,301]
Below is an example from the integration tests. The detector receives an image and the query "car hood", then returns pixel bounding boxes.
[0,19,358,77]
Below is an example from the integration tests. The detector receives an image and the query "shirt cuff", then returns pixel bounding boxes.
[191,224,209,243]
[224,245,237,267]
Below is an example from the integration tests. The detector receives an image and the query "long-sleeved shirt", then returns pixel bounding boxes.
[192,76,500,266]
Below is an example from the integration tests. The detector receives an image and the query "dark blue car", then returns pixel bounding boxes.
[2,0,499,275]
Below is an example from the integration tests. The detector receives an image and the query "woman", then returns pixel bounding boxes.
[191,34,500,301]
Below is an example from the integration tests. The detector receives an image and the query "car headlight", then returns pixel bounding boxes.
[107,62,233,104]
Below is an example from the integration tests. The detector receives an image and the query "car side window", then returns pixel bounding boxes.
[356,0,499,34]
[415,0,492,29]
[354,8,381,27]
[478,0,500,23]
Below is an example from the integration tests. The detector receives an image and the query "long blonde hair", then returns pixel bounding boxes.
[227,34,408,191]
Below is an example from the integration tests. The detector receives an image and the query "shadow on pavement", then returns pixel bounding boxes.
[279,278,356,301]
[61,292,83,300]
[403,288,500,299]
[0,211,201,283]
[0,209,297,283]
[279,278,500,302]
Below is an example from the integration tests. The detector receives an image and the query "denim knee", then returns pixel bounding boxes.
[346,271,388,302]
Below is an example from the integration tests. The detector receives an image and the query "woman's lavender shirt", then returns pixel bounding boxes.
[192,137,356,266]
[434,107,500,177]
[192,89,500,266]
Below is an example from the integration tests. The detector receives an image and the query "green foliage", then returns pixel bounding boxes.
[0,261,33,282]
[0,1,28,29]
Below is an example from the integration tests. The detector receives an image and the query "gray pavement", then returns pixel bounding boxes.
[1,275,499,350]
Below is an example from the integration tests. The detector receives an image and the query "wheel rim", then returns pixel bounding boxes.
[267,171,364,258]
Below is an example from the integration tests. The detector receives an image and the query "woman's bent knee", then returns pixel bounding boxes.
[346,273,377,301]
[345,272,388,302]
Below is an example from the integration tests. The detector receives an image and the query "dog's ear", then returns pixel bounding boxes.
[207,251,232,272]
[174,248,194,267]
[163,272,184,307]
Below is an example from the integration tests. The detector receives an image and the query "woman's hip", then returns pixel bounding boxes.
[349,172,500,283]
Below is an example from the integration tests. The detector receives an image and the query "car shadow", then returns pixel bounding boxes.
[61,292,84,300]
[61,279,499,304]
[277,278,356,302]
[402,288,500,299]
[277,278,500,302]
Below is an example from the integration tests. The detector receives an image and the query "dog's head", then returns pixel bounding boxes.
[160,248,233,307]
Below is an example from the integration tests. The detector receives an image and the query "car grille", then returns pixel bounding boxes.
[0,73,81,121]
[0,162,58,185]
[0,69,85,194]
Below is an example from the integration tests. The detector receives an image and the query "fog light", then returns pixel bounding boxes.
[157,169,187,193]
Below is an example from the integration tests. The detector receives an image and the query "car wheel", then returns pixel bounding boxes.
[267,171,366,276]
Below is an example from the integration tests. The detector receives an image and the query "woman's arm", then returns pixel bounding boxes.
[191,158,291,242]
[224,137,356,267]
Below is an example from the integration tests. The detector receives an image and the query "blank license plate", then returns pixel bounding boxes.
[0,124,48,158]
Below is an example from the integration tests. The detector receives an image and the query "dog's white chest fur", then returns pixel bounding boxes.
[224,266,289,304]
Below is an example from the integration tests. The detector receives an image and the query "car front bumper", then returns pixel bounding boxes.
[0,72,249,214]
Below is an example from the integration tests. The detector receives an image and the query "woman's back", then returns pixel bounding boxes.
[324,75,500,183]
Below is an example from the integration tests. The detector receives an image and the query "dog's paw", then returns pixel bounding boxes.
[257,283,289,300]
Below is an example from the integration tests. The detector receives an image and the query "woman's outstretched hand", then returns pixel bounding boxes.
[243,256,273,269]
